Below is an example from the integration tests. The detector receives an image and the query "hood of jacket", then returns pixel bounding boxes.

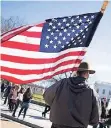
[68,76,88,93]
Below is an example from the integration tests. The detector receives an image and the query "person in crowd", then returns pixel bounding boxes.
[8,85,18,112]
[1,82,5,98]
[12,87,25,117]
[100,109,111,128]
[104,104,111,127]
[101,100,106,119]
[42,104,50,118]
[4,82,12,105]
[18,88,32,119]
[42,88,50,118]
[99,100,107,128]
[43,62,99,128]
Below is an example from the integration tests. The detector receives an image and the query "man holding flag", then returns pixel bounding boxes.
[44,62,99,128]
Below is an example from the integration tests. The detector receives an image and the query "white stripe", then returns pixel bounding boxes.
[1,47,86,59]
[1,25,29,39]
[0,56,82,70]
[8,35,41,45]
[27,26,43,32]
[0,64,79,80]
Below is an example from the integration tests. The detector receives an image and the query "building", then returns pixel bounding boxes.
[94,81,111,100]
[23,84,45,95]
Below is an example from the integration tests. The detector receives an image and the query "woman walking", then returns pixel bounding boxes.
[8,86,18,112]
[18,88,32,119]
[12,87,25,117]
[1,82,5,99]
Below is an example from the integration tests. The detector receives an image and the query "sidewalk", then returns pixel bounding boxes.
[0,98,51,128]
[0,98,92,128]
[1,120,29,128]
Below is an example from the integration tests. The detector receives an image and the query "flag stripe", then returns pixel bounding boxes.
[0,64,79,80]
[1,26,32,43]
[0,56,82,69]
[35,23,44,27]
[1,26,24,36]
[8,35,41,45]
[27,26,43,32]
[1,67,77,84]
[1,51,85,64]
[1,23,44,38]
[1,47,87,58]
[1,41,40,51]
[19,31,42,38]
[1,60,80,75]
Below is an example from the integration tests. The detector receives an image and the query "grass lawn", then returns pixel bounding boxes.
[32,94,45,103]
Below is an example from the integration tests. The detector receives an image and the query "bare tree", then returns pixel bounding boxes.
[1,16,26,34]
[52,71,73,82]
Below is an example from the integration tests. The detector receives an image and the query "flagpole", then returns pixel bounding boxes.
[101,0,109,13]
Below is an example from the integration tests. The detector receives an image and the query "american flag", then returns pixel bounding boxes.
[1,12,102,84]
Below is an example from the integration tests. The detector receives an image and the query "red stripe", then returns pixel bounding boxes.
[19,31,42,38]
[1,23,44,37]
[1,26,32,43]
[1,26,24,36]
[1,67,78,84]
[1,60,80,75]
[1,41,40,51]
[1,51,86,64]
[36,23,44,27]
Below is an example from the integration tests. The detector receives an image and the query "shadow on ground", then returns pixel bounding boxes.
[27,115,49,120]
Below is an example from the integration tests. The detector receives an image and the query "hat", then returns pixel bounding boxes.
[77,62,95,74]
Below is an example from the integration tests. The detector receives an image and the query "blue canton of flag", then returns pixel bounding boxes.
[40,12,102,53]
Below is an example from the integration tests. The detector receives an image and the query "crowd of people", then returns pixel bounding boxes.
[98,98,111,128]
[1,81,32,119]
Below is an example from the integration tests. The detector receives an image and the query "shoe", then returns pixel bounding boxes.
[42,113,45,118]
[42,113,44,117]
[12,114,15,117]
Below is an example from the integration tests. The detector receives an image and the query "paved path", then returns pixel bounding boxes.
[0,98,51,128]
[1,120,30,128]
[0,98,92,128]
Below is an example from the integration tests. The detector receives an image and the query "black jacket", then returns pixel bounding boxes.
[1,83,5,92]
[23,93,32,103]
[44,76,99,127]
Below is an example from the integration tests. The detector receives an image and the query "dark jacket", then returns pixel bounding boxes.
[43,76,99,128]
[1,83,5,92]
[23,93,32,103]
[4,85,11,96]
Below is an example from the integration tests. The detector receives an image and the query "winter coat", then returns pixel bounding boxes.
[44,76,99,128]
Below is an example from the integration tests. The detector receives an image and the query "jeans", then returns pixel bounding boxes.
[12,99,22,116]
[9,99,16,111]
[4,95,8,104]
[18,102,29,118]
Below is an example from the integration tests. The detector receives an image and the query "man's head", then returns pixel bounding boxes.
[77,62,95,79]
[77,70,89,79]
